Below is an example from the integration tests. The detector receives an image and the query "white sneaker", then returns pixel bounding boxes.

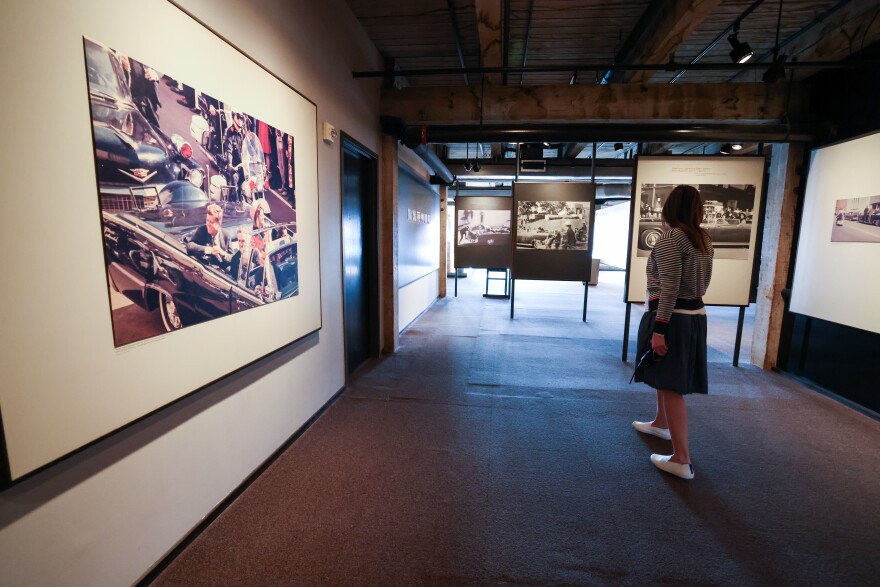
[650,454,694,480]
[632,420,671,441]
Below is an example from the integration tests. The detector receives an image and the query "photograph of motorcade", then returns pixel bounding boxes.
[831,196,880,242]
[515,201,591,250]
[457,209,511,246]
[84,37,299,347]
[637,183,755,259]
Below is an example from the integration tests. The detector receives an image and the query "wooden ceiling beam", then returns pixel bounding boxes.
[607,0,724,84]
[381,82,806,123]
[475,0,503,84]
[788,2,880,81]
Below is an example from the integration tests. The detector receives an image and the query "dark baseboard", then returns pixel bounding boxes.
[136,383,348,585]
[776,369,880,422]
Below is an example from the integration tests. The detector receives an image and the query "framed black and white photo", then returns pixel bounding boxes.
[626,156,765,306]
[512,182,596,281]
[0,1,320,484]
[454,196,513,269]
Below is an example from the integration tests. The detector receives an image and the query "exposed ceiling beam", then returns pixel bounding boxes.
[519,0,534,86]
[475,0,503,84]
[381,82,806,124]
[447,0,469,86]
[605,0,724,84]
[789,1,880,81]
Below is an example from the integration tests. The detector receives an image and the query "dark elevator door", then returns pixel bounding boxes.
[342,139,378,376]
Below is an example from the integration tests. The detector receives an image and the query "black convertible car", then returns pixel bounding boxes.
[637,219,752,251]
[85,38,203,209]
[103,200,299,340]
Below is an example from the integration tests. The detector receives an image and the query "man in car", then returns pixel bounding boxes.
[186,203,233,270]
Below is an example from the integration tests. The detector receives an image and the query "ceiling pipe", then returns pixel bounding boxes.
[398,122,832,144]
[353,60,867,78]
[381,116,456,186]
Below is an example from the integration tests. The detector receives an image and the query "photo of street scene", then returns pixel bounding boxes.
[85,37,299,347]
[637,183,756,259]
[831,196,880,242]
[516,201,591,250]
[457,209,511,247]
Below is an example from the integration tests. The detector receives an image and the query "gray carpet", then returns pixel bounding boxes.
[153,271,880,586]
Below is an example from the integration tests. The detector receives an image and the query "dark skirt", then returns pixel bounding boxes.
[633,310,708,395]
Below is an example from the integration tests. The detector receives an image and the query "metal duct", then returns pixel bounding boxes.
[400,122,832,144]
[381,116,456,186]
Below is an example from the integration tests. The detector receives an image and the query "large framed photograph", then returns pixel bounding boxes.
[454,196,513,269]
[791,131,880,334]
[86,37,302,346]
[512,182,596,281]
[626,157,765,306]
[0,2,320,484]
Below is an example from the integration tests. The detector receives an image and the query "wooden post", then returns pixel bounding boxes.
[380,135,400,353]
[439,184,447,298]
[751,143,804,369]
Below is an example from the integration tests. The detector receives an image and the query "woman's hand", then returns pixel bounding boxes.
[651,333,668,357]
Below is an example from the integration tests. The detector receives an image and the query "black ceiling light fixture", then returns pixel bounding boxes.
[613,142,624,151]
[727,20,754,64]
[463,143,473,172]
[720,143,733,154]
[763,0,787,83]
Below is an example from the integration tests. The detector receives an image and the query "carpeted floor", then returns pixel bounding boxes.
[152,271,880,586]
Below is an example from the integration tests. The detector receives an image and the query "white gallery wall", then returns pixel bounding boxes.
[0,0,383,584]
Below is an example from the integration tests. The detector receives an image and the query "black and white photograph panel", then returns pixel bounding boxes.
[515,201,591,250]
[457,209,511,246]
[637,183,756,259]
[85,36,300,347]
[831,196,880,242]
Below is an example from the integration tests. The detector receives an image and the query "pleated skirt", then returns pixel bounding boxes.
[633,310,709,395]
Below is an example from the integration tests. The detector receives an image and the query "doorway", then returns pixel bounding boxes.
[341,135,379,377]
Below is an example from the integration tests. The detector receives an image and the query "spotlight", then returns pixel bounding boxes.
[613,142,624,151]
[727,32,754,64]
[720,143,733,154]
[731,143,743,151]
[472,161,481,172]
[762,54,787,83]
[464,160,473,172]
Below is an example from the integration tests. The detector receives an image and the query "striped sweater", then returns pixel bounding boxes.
[646,227,714,335]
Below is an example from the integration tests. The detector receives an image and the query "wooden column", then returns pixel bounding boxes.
[752,143,804,370]
[439,184,447,298]
[380,135,399,353]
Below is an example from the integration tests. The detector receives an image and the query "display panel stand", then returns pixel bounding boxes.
[510,279,516,318]
[733,306,746,367]
[582,281,589,322]
[484,268,510,299]
[508,278,589,320]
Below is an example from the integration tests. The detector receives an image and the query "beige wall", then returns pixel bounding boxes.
[0,0,382,584]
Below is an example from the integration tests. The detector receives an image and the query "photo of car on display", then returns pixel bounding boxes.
[457,209,511,246]
[84,37,299,346]
[636,184,755,259]
[831,196,880,243]
[515,201,591,250]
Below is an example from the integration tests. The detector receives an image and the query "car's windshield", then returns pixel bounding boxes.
[269,244,298,298]
[85,40,130,101]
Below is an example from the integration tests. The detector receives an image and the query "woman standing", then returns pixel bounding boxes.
[633,185,714,480]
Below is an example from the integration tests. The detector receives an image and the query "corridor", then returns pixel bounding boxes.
[154,271,880,586]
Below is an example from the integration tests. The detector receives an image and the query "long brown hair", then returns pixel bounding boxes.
[661,185,709,254]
